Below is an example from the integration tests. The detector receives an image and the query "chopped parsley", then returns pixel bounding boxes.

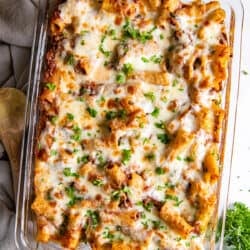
[102,227,115,240]
[50,115,58,125]
[111,186,131,200]
[65,186,82,206]
[121,149,132,164]
[145,152,155,161]
[97,153,106,168]
[151,107,160,118]
[144,92,156,102]
[77,154,89,164]
[99,35,111,57]
[92,179,104,186]
[45,82,56,91]
[157,182,175,191]
[155,167,165,175]
[141,57,150,63]
[150,55,163,64]
[66,113,74,121]
[177,156,182,161]
[161,96,168,103]
[106,109,127,120]
[107,28,116,38]
[86,107,97,117]
[116,72,126,84]
[137,201,154,212]
[50,150,57,156]
[141,55,163,64]
[80,30,89,35]
[116,63,134,84]
[242,70,248,75]
[86,210,100,228]
[71,125,82,141]
[176,156,195,162]
[122,63,134,75]
[122,19,156,44]
[184,156,195,162]
[65,54,75,65]
[160,34,164,40]
[63,168,79,178]
[172,79,179,87]
[165,194,183,207]
[151,220,167,230]
[157,133,171,144]
[154,121,165,129]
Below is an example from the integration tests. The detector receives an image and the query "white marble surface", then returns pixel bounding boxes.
[228,0,250,206]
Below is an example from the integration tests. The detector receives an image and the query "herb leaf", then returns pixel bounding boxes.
[99,35,111,57]
[157,133,171,144]
[65,186,82,206]
[121,149,132,164]
[144,92,155,102]
[86,210,100,228]
[45,82,56,91]
[63,168,79,178]
[122,19,156,44]
[151,107,160,118]
[116,72,126,84]
[86,107,97,117]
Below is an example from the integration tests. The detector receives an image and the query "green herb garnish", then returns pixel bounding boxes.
[144,92,156,102]
[116,72,126,84]
[71,125,82,141]
[121,149,132,164]
[77,154,89,164]
[151,107,160,118]
[154,121,165,129]
[99,35,111,57]
[165,194,183,207]
[50,150,57,156]
[122,19,156,44]
[103,227,115,240]
[50,115,58,124]
[172,79,179,87]
[92,179,104,186]
[111,186,131,201]
[63,168,79,178]
[65,54,75,65]
[145,152,155,161]
[141,55,162,64]
[86,107,97,117]
[155,167,165,175]
[65,186,82,206]
[45,82,56,91]
[122,63,134,75]
[66,113,74,121]
[157,133,171,144]
[106,109,127,120]
[86,210,100,227]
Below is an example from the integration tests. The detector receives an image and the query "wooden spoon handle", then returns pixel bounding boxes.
[0,88,26,199]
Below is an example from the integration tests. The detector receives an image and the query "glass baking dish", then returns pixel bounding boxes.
[15,0,244,249]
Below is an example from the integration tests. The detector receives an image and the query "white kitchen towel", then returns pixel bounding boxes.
[0,0,38,249]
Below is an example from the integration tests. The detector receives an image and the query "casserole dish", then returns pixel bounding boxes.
[15,0,244,249]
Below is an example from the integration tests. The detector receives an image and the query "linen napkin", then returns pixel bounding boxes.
[0,0,38,249]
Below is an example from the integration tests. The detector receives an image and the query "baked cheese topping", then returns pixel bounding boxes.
[32,0,230,249]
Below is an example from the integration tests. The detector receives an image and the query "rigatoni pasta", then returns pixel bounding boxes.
[32,0,230,249]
